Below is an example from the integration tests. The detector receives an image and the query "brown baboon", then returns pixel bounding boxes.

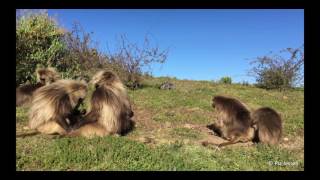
[204,95,255,147]
[160,81,175,90]
[27,79,88,135]
[16,67,60,107]
[68,70,134,138]
[251,107,282,145]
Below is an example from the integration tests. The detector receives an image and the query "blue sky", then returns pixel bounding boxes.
[47,9,304,83]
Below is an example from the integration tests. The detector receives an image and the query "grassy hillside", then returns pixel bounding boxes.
[16,77,304,171]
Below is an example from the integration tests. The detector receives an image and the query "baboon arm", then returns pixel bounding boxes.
[218,136,250,147]
[210,123,223,137]
[201,138,239,147]
[218,140,239,147]
[71,111,98,130]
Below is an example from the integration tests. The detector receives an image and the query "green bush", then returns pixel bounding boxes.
[16,12,66,85]
[249,46,304,90]
[256,69,289,90]
[16,12,169,87]
[219,76,232,84]
[16,12,102,84]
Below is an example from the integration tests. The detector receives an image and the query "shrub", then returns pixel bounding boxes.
[60,22,105,79]
[249,46,304,90]
[16,11,169,88]
[107,34,169,89]
[16,11,66,86]
[219,76,232,84]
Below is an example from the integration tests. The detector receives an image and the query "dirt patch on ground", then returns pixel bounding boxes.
[129,106,254,147]
[131,105,160,130]
[180,123,254,148]
[280,135,304,159]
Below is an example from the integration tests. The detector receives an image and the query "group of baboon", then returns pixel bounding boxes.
[16,67,134,138]
[16,67,282,147]
[203,96,282,147]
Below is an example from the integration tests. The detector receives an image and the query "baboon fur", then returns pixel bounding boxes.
[210,95,255,147]
[160,81,175,90]
[69,70,134,138]
[28,79,88,135]
[16,67,60,107]
[251,107,282,145]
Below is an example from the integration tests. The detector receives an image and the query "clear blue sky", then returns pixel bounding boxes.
[47,9,304,83]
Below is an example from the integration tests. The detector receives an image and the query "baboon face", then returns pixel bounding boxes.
[212,97,216,108]
[37,69,47,84]
[36,68,59,85]
[212,97,222,109]
[91,70,119,87]
[71,84,88,104]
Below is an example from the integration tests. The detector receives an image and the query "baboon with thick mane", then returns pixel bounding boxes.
[203,95,255,147]
[69,70,134,138]
[16,67,60,107]
[251,107,282,145]
[27,79,88,135]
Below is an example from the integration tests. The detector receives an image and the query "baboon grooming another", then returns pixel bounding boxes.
[16,67,60,107]
[68,70,134,138]
[204,95,255,147]
[28,79,88,135]
[251,107,282,145]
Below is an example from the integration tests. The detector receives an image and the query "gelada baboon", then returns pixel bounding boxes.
[251,107,282,145]
[160,81,175,90]
[68,70,134,138]
[27,79,88,135]
[203,95,255,147]
[16,67,60,107]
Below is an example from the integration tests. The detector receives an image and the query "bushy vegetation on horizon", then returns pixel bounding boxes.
[16,10,168,88]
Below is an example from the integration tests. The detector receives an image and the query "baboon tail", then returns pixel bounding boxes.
[16,131,39,138]
[201,139,238,147]
[201,140,219,147]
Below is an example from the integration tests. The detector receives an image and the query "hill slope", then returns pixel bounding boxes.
[16,77,304,170]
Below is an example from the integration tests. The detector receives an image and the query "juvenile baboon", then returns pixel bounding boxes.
[204,95,255,147]
[68,70,134,138]
[160,81,175,90]
[27,79,88,135]
[16,67,60,106]
[251,107,282,145]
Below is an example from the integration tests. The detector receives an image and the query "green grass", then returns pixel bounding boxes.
[16,136,303,171]
[16,77,304,171]
[16,107,28,123]
[170,128,202,140]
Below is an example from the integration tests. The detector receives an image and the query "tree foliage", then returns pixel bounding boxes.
[249,46,304,90]
[16,11,169,88]
[219,76,232,84]
[16,11,66,85]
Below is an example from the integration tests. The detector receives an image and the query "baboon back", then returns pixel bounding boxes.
[253,107,282,145]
